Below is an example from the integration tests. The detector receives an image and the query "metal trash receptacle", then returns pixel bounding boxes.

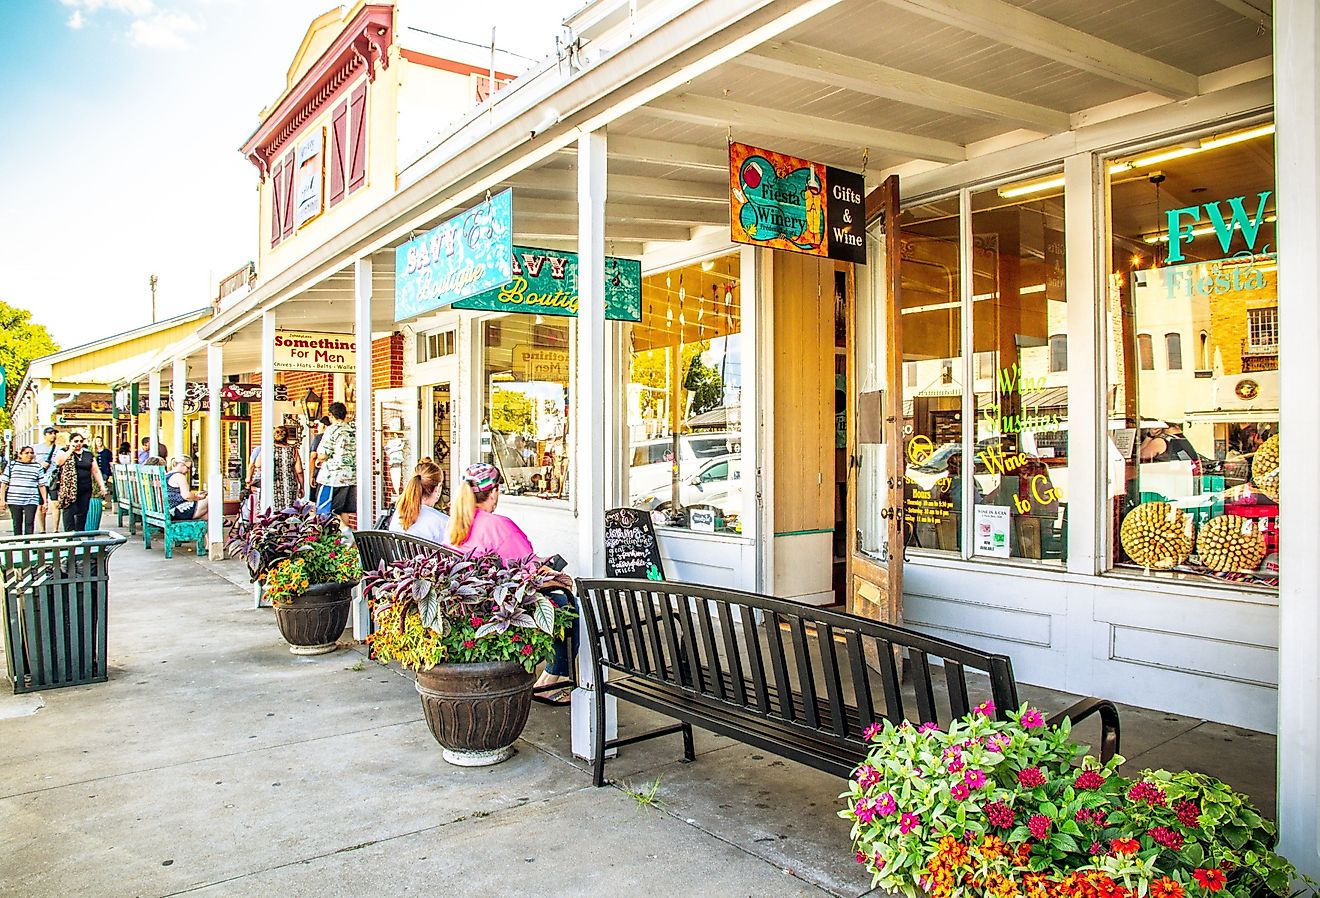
[1,530,127,693]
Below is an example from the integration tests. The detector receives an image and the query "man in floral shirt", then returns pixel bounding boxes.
[315,402,357,525]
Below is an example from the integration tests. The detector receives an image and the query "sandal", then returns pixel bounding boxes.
[532,688,573,706]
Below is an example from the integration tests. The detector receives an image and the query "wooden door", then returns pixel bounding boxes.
[847,175,905,625]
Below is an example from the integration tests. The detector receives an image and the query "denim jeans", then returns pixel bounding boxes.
[542,587,579,678]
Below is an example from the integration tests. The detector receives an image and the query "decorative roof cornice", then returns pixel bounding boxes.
[241,4,393,179]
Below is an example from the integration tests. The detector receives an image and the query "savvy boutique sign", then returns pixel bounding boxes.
[453,246,642,321]
[395,189,514,321]
[729,142,866,264]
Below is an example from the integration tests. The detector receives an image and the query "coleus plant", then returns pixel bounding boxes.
[362,550,573,673]
[226,499,347,582]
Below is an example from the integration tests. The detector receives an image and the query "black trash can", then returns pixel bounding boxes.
[1,530,127,693]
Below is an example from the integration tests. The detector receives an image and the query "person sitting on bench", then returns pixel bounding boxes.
[448,462,577,704]
[166,457,208,521]
[388,458,450,543]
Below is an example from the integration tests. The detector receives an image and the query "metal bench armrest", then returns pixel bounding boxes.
[1046,697,1121,763]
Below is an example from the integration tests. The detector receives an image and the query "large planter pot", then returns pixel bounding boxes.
[415,661,535,767]
[273,581,356,655]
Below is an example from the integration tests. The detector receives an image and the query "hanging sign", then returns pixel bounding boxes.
[453,246,642,321]
[394,189,514,321]
[219,383,289,403]
[294,128,325,229]
[729,142,866,264]
[604,506,666,580]
[272,330,356,374]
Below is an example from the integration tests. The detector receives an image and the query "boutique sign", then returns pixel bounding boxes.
[729,142,866,264]
[273,330,356,374]
[395,189,514,321]
[453,246,641,321]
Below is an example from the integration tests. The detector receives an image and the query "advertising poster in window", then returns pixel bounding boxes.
[294,128,324,229]
[728,142,866,264]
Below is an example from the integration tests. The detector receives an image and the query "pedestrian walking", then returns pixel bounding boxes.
[315,402,357,526]
[0,446,50,535]
[93,435,113,495]
[54,432,110,532]
[35,426,62,534]
[270,426,304,511]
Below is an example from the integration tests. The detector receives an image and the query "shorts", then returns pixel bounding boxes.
[329,485,357,514]
[171,501,197,522]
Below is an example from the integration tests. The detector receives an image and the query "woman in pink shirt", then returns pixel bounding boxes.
[449,463,576,703]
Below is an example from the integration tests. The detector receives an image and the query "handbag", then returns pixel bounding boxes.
[56,460,78,509]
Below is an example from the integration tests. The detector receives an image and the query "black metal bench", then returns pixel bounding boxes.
[576,578,1120,787]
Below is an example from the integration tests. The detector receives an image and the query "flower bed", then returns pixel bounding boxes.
[841,705,1310,898]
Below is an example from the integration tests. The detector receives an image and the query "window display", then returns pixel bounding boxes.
[480,317,571,501]
[626,253,743,535]
[1106,123,1278,587]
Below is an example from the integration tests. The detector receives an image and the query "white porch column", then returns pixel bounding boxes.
[172,357,187,463]
[570,128,617,762]
[354,257,374,527]
[1275,0,1320,880]
[206,343,225,559]
[147,369,161,456]
[260,311,276,513]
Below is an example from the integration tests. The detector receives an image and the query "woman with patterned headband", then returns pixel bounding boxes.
[449,462,578,704]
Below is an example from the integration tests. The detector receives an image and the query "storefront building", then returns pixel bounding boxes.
[194,0,1317,876]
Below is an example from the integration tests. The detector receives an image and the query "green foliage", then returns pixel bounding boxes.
[682,351,724,416]
[619,777,664,809]
[630,341,715,422]
[225,499,361,603]
[0,300,58,432]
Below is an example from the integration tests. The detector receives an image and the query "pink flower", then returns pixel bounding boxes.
[1017,767,1046,788]
[875,792,898,817]
[470,615,484,627]
[1148,826,1184,850]
[1174,799,1201,828]
[974,699,996,717]
[950,781,971,801]
[1020,708,1045,729]
[863,722,883,741]
[854,851,867,865]
[1074,770,1106,791]
[985,801,1015,829]
[854,764,881,790]
[1127,780,1168,807]
[986,733,1012,753]
[1027,814,1051,839]
[917,721,940,734]
[946,757,966,774]
[853,796,880,824]
[1089,841,1104,856]
[462,639,475,649]
[521,644,534,656]
[898,812,920,834]
[964,769,987,790]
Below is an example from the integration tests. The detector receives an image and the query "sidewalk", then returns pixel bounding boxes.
[0,526,1277,897]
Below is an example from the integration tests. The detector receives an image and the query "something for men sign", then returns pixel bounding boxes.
[273,330,356,374]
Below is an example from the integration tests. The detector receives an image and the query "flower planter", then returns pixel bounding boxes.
[274,582,356,655]
[414,661,535,767]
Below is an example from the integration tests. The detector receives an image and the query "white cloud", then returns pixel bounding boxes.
[67,10,85,28]
[60,0,157,14]
[128,9,202,48]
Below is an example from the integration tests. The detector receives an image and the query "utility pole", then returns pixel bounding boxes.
[149,273,158,323]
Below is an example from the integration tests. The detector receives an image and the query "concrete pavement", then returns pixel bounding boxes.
[0,527,1277,897]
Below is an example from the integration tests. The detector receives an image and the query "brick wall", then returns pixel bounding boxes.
[372,333,404,390]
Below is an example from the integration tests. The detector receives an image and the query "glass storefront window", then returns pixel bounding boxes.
[1106,122,1278,588]
[480,316,571,501]
[899,197,963,555]
[968,181,1068,564]
[627,253,743,535]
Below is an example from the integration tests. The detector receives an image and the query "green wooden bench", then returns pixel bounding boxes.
[136,466,206,559]
[112,463,139,535]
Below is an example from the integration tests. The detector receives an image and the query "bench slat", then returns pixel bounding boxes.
[911,648,938,725]
[764,611,795,723]
[740,606,771,714]
[717,601,748,707]
[818,623,848,737]
[674,590,706,695]
[875,637,904,724]
[607,588,635,670]
[788,615,820,730]
[640,589,669,683]
[656,589,688,689]
[695,596,727,702]
[624,589,653,677]
[945,660,970,720]
[845,631,876,733]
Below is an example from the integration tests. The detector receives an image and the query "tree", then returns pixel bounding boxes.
[0,301,58,434]
[630,340,717,424]
[683,352,724,417]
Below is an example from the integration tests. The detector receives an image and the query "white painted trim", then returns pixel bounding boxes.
[260,312,276,514]
[958,188,974,559]
[147,370,161,458]
[206,343,224,559]
[755,247,775,595]
[171,359,187,462]
[354,258,374,526]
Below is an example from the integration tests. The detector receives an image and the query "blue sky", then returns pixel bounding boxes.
[0,0,575,349]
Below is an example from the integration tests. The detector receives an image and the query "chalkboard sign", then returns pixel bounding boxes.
[604,507,666,580]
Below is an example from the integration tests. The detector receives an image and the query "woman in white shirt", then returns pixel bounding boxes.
[388,458,450,544]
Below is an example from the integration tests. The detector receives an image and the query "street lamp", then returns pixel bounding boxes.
[302,388,323,424]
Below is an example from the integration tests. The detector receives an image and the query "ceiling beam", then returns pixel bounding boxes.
[874,0,1198,100]
[740,40,1071,132]
[646,93,967,163]
[516,217,693,243]
[1209,0,1271,27]
[604,135,729,171]
[512,196,729,226]
[522,239,647,257]
[506,168,727,202]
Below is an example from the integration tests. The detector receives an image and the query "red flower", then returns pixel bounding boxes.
[521,644,534,655]
[1088,841,1104,856]
[1074,770,1106,790]
[1017,767,1046,788]
[1175,799,1201,828]
[1148,826,1184,850]
[510,632,521,642]
[985,801,1015,829]
[1110,837,1140,855]
[470,615,484,627]
[1027,814,1051,839]
[1150,878,1186,898]
[462,639,475,649]
[1127,780,1168,807]
[1193,869,1227,892]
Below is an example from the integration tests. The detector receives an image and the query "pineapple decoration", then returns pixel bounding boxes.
[1251,433,1280,502]
[1197,515,1267,572]
[1120,502,1194,570]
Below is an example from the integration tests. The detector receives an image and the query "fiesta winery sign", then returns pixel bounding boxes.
[273,330,356,374]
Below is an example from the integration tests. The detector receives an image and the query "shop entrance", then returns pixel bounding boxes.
[424,383,453,510]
